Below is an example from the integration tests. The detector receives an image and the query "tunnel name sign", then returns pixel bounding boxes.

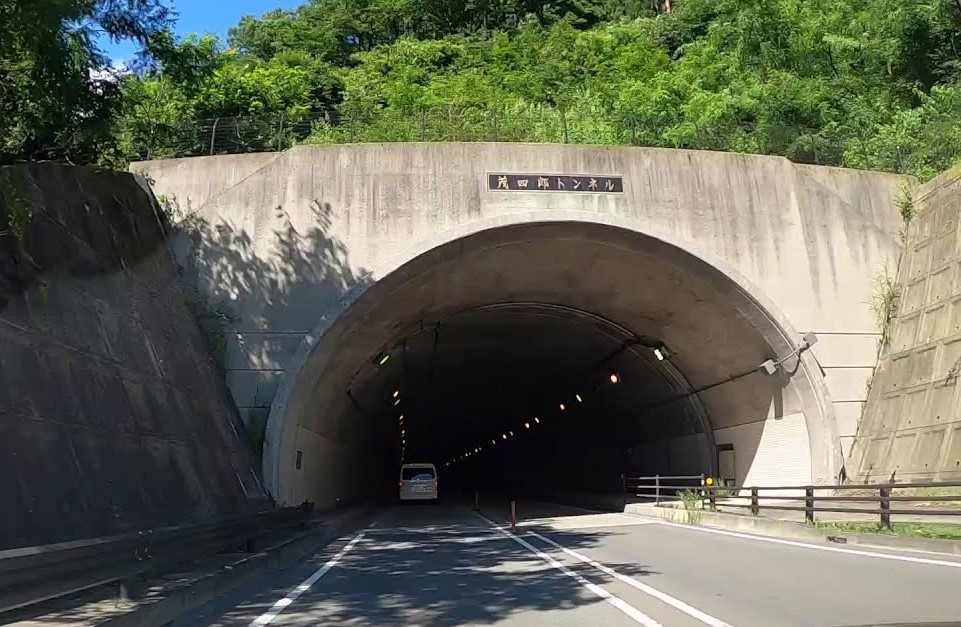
[488,173,624,193]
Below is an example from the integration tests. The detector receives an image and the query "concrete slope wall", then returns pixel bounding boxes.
[849,167,961,482]
[135,144,906,492]
[0,164,266,550]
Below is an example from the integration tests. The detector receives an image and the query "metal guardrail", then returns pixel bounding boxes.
[0,502,314,615]
[622,475,961,529]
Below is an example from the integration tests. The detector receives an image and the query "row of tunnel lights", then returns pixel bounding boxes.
[440,370,632,469]
[379,343,670,467]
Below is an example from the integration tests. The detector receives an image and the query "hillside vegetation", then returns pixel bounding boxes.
[4,0,961,178]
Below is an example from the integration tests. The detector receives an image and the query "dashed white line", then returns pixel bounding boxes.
[472,511,664,626]
[529,531,733,627]
[248,529,367,626]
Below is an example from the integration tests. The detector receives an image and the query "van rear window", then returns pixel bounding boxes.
[402,466,435,480]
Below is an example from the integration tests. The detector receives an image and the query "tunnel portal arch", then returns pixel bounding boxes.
[263,214,841,507]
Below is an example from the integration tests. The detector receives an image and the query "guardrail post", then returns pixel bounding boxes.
[805,487,815,524]
[750,487,759,515]
[510,500,516,530]
[620,474,627,509]
[879,486,892,530]
[707,481,717,512]
[655,475,661,505]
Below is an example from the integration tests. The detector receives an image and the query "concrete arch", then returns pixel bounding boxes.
[263,212,842,506]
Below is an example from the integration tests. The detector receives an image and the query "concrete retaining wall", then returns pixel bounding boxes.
[0,164,266,550]
[849,167,961,482]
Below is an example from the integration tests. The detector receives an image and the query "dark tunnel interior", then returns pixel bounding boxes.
[346,303,714,505]
[266,222,814,510]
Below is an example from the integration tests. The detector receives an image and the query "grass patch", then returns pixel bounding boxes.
[678,489,702,525]
[816,521,961,540]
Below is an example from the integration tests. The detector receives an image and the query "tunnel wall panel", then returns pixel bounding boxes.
[0,164,266,550]
[713,412,811,487]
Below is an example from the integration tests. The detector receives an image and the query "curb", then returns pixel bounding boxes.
[98,506,372,627]
[625,503,961,556]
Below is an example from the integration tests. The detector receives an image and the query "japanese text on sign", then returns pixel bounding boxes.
[488,173,624,193]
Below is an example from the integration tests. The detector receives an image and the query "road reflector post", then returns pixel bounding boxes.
[510,500,516,530]
[804,487,815,524]
[705,476,716,511]
[750,486,760,515]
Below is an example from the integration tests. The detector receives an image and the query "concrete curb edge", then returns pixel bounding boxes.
[625,504,961,556]
[99,506,373,627]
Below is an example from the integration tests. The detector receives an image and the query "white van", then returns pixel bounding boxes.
[398,463,439,502]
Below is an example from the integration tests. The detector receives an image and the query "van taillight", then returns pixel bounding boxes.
[398,480,403,488]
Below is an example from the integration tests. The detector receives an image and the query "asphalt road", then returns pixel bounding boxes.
[172,500,961,627]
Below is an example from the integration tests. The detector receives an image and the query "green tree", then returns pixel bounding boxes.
[0,0,173,165]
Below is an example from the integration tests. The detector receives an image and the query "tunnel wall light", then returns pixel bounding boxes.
[534,417,540,423]
[377,352,390,366]
[575,394,583,403]
[559,403,566,411]
[525,422,530,429]
[393,390,400,398]
[609,373,620,384]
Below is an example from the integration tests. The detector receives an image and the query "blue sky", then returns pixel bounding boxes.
[102,0,305,62]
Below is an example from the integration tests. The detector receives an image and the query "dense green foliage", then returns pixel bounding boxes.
[5,0,961,178]
[0,0,172,165]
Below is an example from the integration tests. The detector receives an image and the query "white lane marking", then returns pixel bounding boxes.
[248,529,368,626]
[529,531,733,627]
[471,511,663,627]
[643,517,961,569]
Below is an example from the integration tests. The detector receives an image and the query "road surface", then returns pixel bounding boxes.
[172,500,961,627]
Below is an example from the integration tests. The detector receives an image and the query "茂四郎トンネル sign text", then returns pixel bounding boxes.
[488,173,623,193]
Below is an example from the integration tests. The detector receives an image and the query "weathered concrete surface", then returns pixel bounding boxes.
[0,164,266,550]
[133,144,906,506]
[849,166,961,482]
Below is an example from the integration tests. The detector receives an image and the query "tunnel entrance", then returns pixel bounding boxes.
[263,221,838,508]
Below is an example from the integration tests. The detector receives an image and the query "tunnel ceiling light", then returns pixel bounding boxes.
[502,434,507,440]
[377,353,390,366]
[492,439,496,445]
[575,394,583,403]
[509,431,514,436]
[525,422,530,429]
[394,399,401,406]
[393,390,400,398]
[534,417,540,423]
[653,346,669,361]
[559,403,566,411]
[609,373,620,384]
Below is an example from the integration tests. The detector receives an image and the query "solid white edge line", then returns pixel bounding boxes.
[529,531,733,627]
[642,517,961,568]
[248,528,368,626]
[470,510,663,627]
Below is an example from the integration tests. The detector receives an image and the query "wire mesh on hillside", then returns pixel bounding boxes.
[126,111,335,161]
[125,107,831,164]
